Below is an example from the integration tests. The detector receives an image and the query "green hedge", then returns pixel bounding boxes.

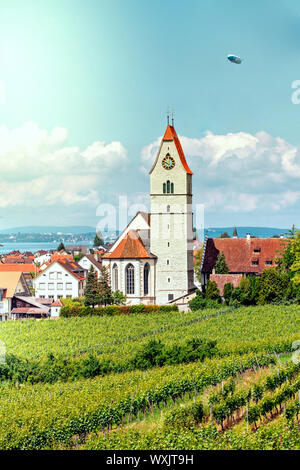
[60,304,179,318]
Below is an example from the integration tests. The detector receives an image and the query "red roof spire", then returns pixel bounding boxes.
[162,124,193,175]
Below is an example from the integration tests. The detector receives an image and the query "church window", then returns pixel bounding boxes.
[171,183,174,193]
[167,205,170,212]
[163,183,166,194]
[168,278,171,283]
[126,264,135,295]
[112,263,118,291]
[167,180,171,193]
[167,259,169,265]
[144,263,150,296]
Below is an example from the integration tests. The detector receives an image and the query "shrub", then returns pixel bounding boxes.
[59,303,179,318]
[205,281,221,302]
[163,407,196,430]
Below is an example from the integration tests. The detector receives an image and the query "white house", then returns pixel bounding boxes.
[102,121,196,305]
[78,254,102,277]
[0,272,30,321]
[33,260,85,301]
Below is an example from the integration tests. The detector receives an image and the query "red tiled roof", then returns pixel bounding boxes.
[103,230,151,259]
[202,238,288,275]
[0,264,39,273]
[11,307,49,315]
[163,125,193,175]
[51,299,63,307]
[210,274,243,296]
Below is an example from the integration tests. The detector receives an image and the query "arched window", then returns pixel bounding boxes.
[163,182,166,194]
[144,263,150,296]
[167,180,171,193]
[112,263,118,291]
[126,263,135,295]
[167,205,170,213]
[171,182,174,194]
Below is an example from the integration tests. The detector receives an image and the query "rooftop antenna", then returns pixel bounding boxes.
[171,109,174,127]
[167,106,170,125]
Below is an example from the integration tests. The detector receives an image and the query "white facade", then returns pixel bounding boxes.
[102,123,195,306]
[102,257,156,305]
[33,261,85,300]
[149,132,194,304]
[78,256,101,277]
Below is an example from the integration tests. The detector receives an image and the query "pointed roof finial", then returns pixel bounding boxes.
[233,226,238,238]
[167,106,170,126]
[172,109,174,127]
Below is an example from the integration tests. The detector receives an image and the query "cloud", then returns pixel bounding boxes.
[141,130,300,216]
[0,122,128,209]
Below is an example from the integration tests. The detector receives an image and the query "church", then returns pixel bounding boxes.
[102,121,195,305]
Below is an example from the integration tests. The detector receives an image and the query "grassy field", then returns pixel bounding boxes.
[0,305,299,450]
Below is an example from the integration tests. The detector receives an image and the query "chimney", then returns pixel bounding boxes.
[246,233,251,240]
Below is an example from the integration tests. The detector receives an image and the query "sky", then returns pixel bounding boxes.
[1,0,300,231]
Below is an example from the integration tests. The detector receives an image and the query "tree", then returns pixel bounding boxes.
[258,268,290,304]
[112,290,127,305]
[94,232,104,247]
[194,246,204,283]
[291,230,300,285]
[57,242,65,251]
[285,224,298,239]
[214,251,229,274]
[205,281,221,302]
[220,232,230,238]
[98,266,113,306]
[84,266,98,308]
[223,282,234,305]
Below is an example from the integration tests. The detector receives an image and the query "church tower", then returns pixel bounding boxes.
[150,121,194,304]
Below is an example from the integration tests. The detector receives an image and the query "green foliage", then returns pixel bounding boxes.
[84,266,99,308]
[220,232,230,238]
[258,268,290,304]
[163,402,204,430]
[57,242,65,251]
[130,338,218,370]
[60,303,179,318]
[94,233,104,247]
[205,280,221,302]
[98,266,113,306]
[214,251,229,274]
[194,247,204,283]
[291,230,300,285]
[111,290,127,306]
[223,283,233,305]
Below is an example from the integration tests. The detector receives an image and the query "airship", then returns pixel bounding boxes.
[227,54,242,64]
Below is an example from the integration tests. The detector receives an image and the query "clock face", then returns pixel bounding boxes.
[162,155,175,170]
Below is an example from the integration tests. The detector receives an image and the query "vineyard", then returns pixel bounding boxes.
[0,304,299,450]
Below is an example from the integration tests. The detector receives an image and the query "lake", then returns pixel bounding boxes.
[0,242,93,255]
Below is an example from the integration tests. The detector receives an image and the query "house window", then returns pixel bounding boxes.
[168,294,174,301]
[49,272,54,279]
[57,272,62,280]
[57,283,63,290]
[252,260,259,266]
[112,263,118,291]
[253,248,261,253]
[265,261,272,266]
[126,264,135,295]
[48,283,54,290]
[144,263,150,296]
[39,283,45,290]
[66,283,72,290]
